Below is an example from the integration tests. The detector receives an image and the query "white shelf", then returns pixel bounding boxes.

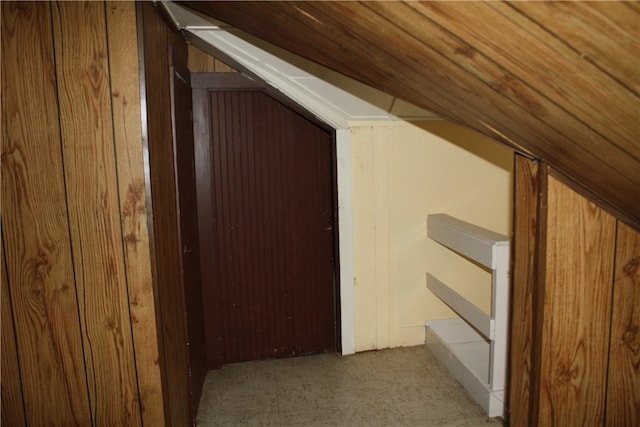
[426,273,493,339]
[427,213,509,269]
[426,319,504,417]
[425,214,510,418]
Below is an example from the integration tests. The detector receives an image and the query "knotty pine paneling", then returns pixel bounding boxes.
[52,3,141,424]
[1,239,26,426]
[606,222,640,425]
[105,2,165,425]
[1,2,92,424]
[538,174,617,425]
[509,158,640,423]
[2,1,167,424]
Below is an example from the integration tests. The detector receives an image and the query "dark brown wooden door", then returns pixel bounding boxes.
[202,90,337,365]
[169,54,206,422]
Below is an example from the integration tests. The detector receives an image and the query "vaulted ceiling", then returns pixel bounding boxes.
[183,1,640,226]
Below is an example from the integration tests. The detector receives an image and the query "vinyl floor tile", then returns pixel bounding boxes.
[197,345,504,426]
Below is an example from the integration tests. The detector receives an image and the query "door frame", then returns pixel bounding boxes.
[191,73,344,368]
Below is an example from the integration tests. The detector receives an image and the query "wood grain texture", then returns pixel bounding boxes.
[1,2,92,424]
[512,1,640,95]
[188,44,237,73]
[52,2,141,424]
[508,155,540,425]
[184,1,640,227]
[1,238,26,426]
[424,1,637,158]
[606,222,640,425]
[105,2,165,425]
[188,44,215,72]
[538,174,617,425]
[214,58,236,73]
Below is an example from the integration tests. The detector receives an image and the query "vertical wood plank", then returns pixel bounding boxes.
[213,58,237,73]
[606,221,640,425]
[105,2,165,425]
[538,174,617,425]
[1,2,91,424]
[1,238,27,426]
[52,2,141,424]
[188,44,215,72]
[507,155,539,425]
[187,44,237,73]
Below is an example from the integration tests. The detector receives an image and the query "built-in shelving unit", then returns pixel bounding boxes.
[425,214,510,418]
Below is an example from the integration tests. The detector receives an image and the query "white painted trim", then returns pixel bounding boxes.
[489,244,510,397]
[336,129,356,355]
[185,28,397,129]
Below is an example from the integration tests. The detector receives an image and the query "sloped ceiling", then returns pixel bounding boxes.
[162,0,437,127]
[182,1,640,226]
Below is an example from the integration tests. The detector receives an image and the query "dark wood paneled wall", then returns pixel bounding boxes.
[509,154,640,425]
[170,46,207,419]
[139,2,205,425]
[2,1,163,425]
[202,91,337,365]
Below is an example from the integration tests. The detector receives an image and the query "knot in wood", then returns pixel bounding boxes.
[622,256,639,277]
[622,322,638,346]
[555,365,577,383]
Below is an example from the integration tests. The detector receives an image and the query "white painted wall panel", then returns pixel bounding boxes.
[351,120,512,350]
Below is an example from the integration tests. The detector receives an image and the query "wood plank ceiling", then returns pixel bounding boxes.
[182,1,640,227]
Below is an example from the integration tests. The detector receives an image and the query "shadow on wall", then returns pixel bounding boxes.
[411,120,514,174]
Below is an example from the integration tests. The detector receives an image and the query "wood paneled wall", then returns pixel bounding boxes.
[607,222,640,425]
[509,154,640,425]
[1,1,163,425]
[188,44,237,73]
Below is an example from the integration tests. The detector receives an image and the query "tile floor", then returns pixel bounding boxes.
[197,345,504,426]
